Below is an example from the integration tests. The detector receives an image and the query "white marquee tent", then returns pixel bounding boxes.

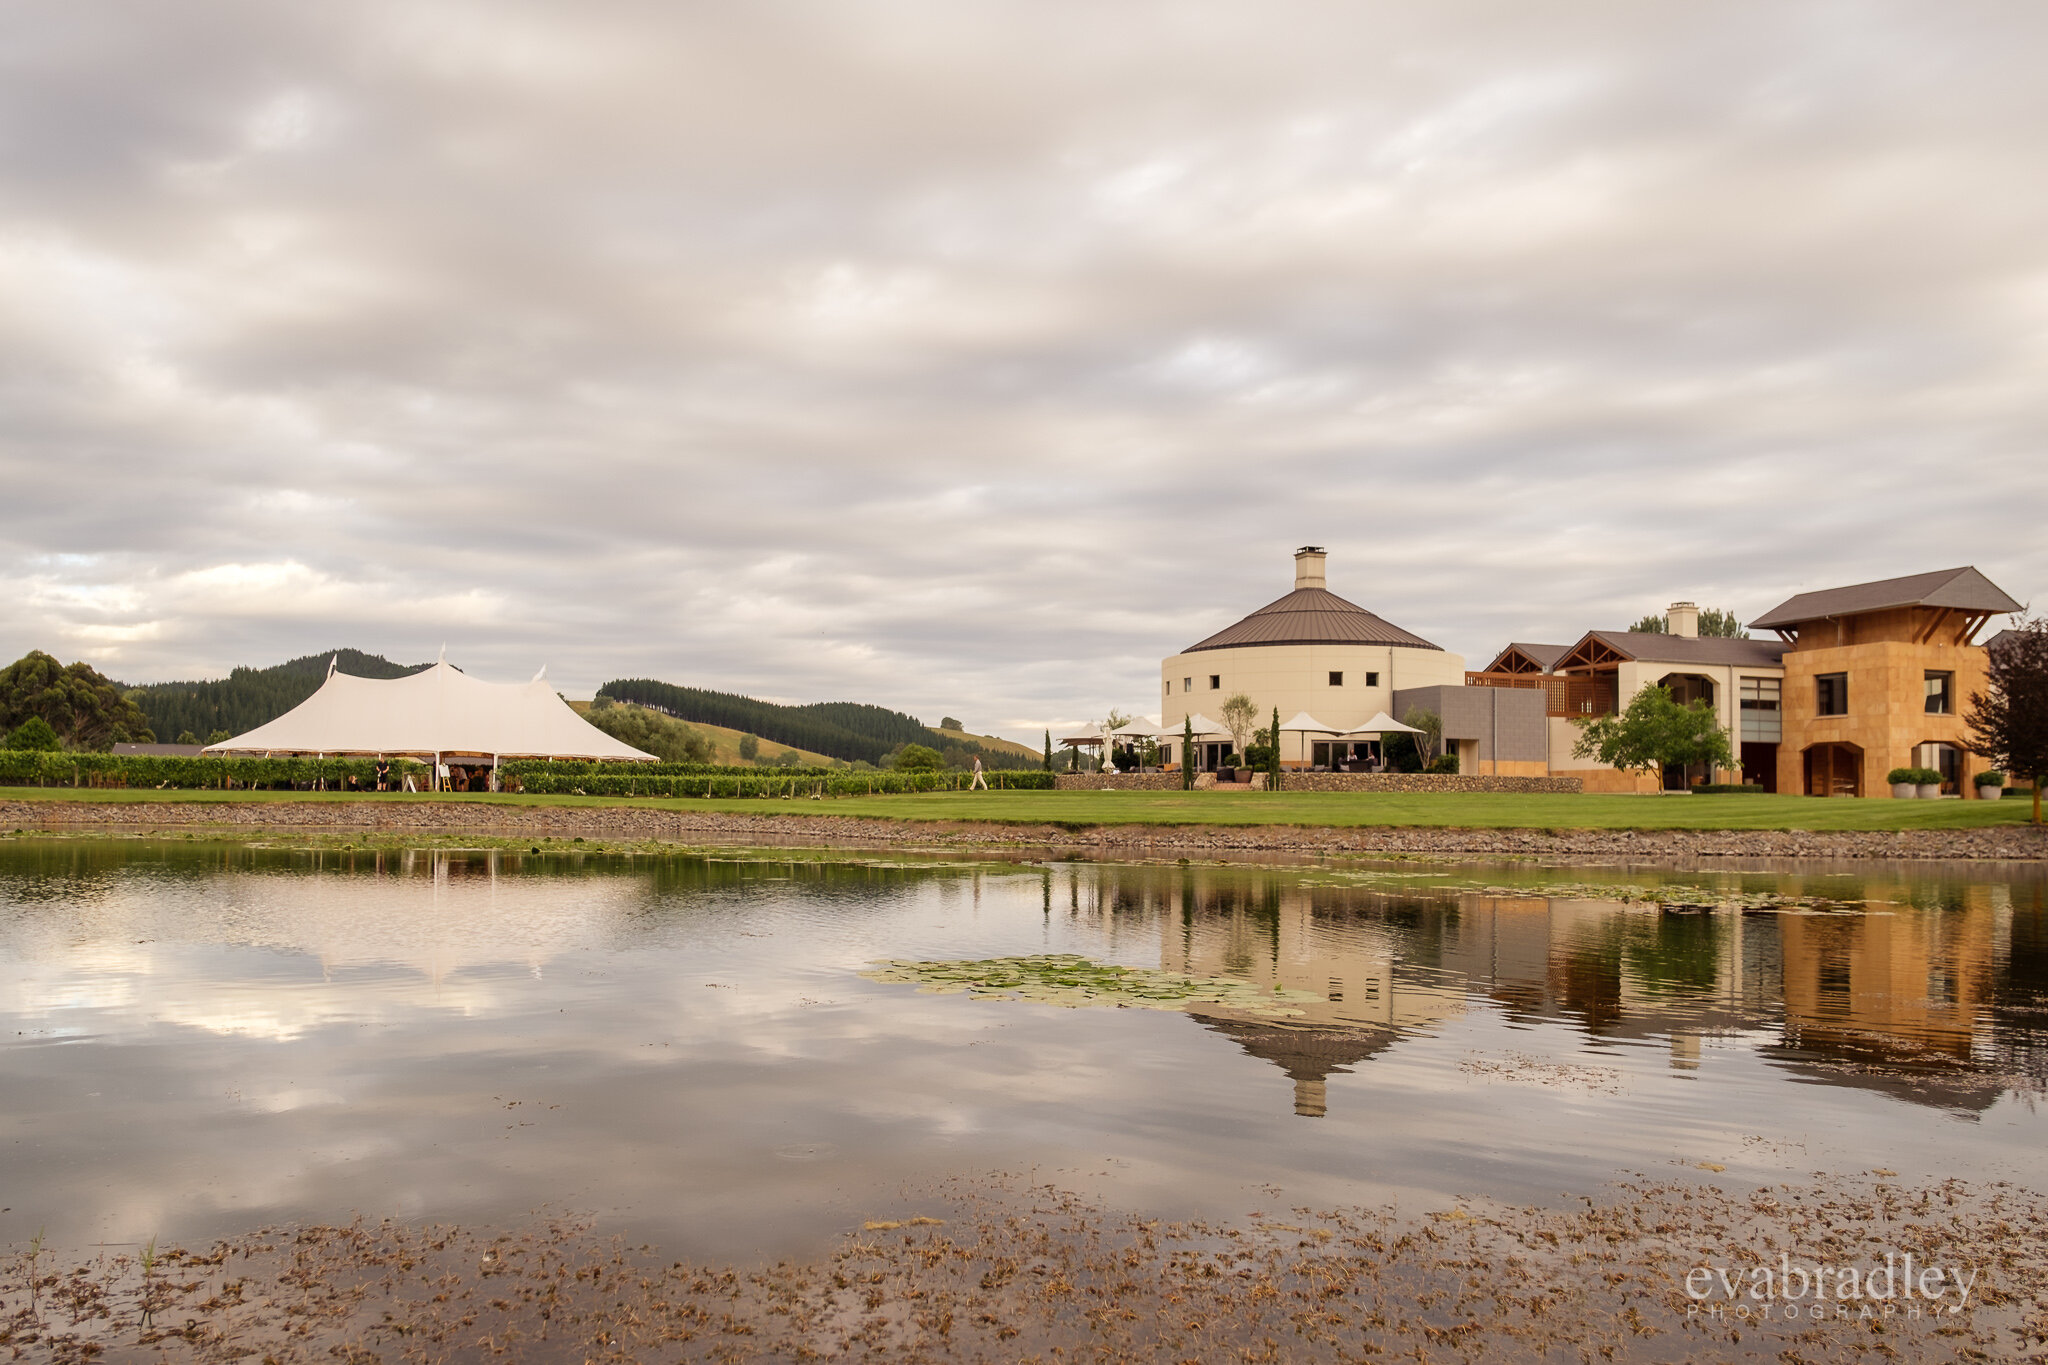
[203,660,658,762]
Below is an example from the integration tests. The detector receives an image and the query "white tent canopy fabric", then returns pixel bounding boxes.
[1277,711,1341,734]
[1176,713,1232,738]
[202,661,659,761]
[1337,710,1425,739]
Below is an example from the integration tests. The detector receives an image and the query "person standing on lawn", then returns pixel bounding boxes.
[970,756,989,790]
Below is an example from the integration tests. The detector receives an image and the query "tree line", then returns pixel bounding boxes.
[125,649,430,741]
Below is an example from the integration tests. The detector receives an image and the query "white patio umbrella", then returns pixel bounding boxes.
[1277,710,1342,766]
[1332,709,1428,771]
[1166,713,1233,771]
[1337,710,1425,738]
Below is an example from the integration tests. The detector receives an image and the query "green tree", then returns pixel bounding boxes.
[1219,692,1259,761]
[1698,608,1748,638]
[1628,607,1748,638]
[0,651,154,750]
[1043,730,1053,772]
[1182,716,1195,790]
[206,729,231,745]
[893,743,944,772]
[1572,684,1735,781]
[1402,707,1443,766]
[581,701,713,763]
[174,730,200,746]
[1968,618,2048,826]
[738,733,760,762]
[4,716,62,751]
[1269,706,1283,791]
[941,717,963,731]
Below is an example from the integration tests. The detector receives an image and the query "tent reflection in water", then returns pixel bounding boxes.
[203,657,656,789]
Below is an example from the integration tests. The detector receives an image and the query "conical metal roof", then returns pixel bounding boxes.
[1183,588,1443,654]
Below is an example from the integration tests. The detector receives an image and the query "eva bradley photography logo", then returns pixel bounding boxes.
[1684,1251,1981,1323]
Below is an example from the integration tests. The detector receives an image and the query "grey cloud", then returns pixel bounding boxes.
[3,0,2045,730]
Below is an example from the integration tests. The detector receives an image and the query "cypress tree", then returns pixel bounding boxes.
[1270,706,1282,791]
[1182,716,1195,791]
[1043,730,1053,771]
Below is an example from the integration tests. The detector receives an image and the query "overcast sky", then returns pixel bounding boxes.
[4,1,2044,739]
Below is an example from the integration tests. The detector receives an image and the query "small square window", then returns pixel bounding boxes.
[1924,671,1954,715]
[1208,675,1220,690]
[1816,672,1848,716]
[1328,671,1343,686]
[1364,671,1379,687]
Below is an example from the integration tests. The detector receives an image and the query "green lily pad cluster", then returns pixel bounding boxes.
[861,954,1323,1017]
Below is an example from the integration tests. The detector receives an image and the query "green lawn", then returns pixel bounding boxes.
[0,785,2038,832]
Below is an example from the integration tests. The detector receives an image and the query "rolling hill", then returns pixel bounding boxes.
[597,678,1039,769]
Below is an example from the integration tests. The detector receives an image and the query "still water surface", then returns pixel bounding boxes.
[2,841,2043,1262]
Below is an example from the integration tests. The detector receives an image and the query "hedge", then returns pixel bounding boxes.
[0,750,1056,796]
[0,751,426,790]
[498,760,845,779]
[1692,783,1770,795]
[510,769,1057,798]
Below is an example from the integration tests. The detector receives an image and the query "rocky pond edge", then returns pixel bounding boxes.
[5,796,2046,860]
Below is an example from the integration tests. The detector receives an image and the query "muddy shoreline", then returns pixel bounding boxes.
[6,1176,2041,1363]
[5,796,2046,860]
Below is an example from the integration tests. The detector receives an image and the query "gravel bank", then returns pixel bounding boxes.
[5,797,2045,860]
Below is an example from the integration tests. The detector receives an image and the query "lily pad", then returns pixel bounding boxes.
[861,954,1322,1018]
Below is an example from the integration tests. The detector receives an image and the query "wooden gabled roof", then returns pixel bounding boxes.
[1750,567,2020,630]
[1481,642,1571,675]
[1182,588,1442,654]
[1553,631,1785,672]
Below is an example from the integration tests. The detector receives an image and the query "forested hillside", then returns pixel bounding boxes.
[128,649,430,742]
[597,678,1035,769]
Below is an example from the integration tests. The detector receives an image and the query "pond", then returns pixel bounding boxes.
[1,838,2043,1272]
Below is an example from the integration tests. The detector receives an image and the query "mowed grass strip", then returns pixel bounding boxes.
[0,785,2036,831]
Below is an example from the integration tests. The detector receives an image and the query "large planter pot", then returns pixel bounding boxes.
[1891,782,1915,799]
[1218,767,1238,783]
[1978,786,2003,801]
[1916,784,1943,799]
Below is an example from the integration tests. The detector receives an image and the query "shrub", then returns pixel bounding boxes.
[893,744,944,772]
[1425,753,1459,774]
[1886,768,1917,786]
[0,751,427,789]
[1242,743,1275,770]
[1974,770,2006,788]
[4,717,62,751]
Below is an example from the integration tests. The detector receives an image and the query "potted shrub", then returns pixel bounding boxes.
[1914,767,1944,799]
[1975,770,2006,801]
[1887,767,1917,799]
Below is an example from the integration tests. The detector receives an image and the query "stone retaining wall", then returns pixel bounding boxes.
[1274,773,1582,794]
[1054,773,1581,794]
[1053,774,1183,791]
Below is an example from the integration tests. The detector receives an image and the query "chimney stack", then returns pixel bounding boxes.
[1667,601,1699,638]
[1293,545,1327,591]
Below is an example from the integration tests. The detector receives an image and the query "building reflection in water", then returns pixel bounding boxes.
[1058,864,2047,1119]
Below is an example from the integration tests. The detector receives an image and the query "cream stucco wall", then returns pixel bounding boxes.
[1160,642,1467,761]
[1545,657,1786,786]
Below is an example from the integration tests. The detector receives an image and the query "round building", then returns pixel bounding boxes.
[1160,547,1466,770]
